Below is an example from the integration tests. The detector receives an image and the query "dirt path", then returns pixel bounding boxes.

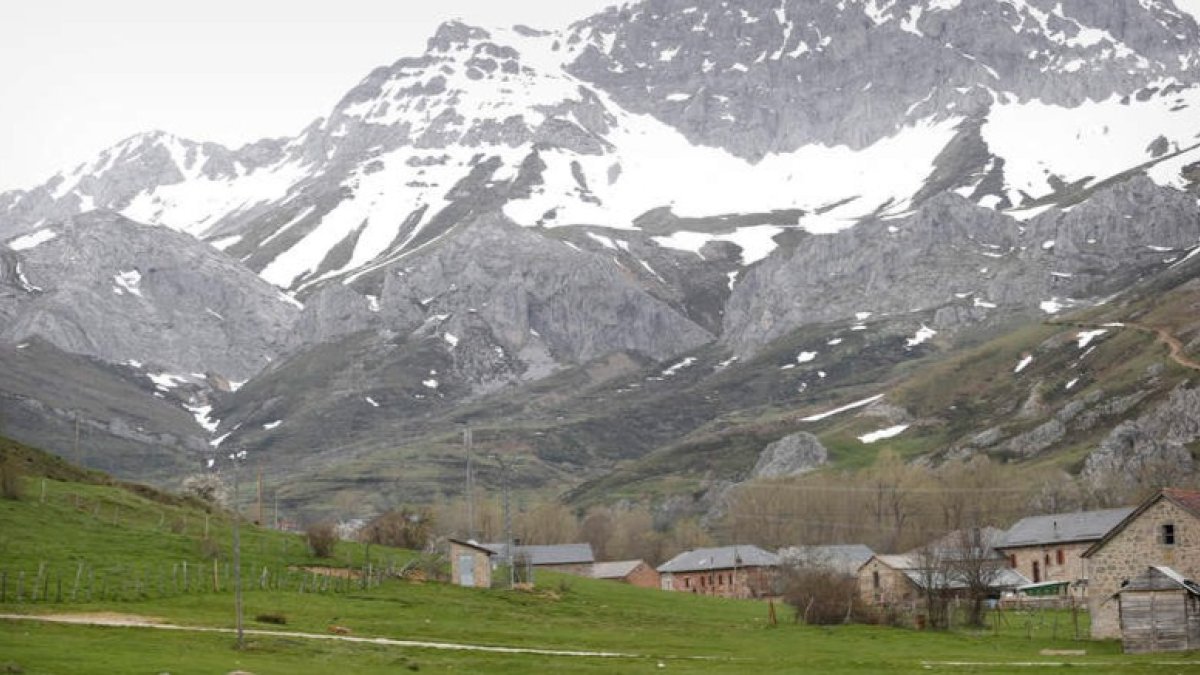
[1051,320,1200,373]
[0,612,645,659]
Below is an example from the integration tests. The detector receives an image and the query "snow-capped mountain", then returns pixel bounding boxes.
[4,0,1198,294]
[2,0,1200,510]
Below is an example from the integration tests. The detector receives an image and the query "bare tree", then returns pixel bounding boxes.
[515,500,578,545]
[913,544,951,630]
[946,527,1006,628]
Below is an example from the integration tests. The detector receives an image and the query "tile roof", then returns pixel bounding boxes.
[1164,488,1200,518]
[999,507,1134,548]
[657,545,780,573]
[592,560,647,579]
[481,542,595,566]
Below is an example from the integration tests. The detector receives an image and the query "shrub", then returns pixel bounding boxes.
[360,507,434,550]
[781,567,876,625]
[180,474,228,507]
[254,612,287,625]
[306,522,339,558]
[198,536,222,560]
[0,454,24,500]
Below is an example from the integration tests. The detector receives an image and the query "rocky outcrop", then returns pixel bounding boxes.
[1083,384,1200,481]
[0,211,300,381]
[374,214,714,367]
[567,0,1200,159]
[723,178,1200,355]
[750,432,829,478]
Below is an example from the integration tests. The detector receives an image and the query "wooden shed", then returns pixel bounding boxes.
[1116,566,1200,653]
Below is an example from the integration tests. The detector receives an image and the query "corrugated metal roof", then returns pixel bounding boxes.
[657,545,779,573]
[870,554,917,571]
[780,544,875,575]
[481,542,595,566]
[1118,566,1200,596]
[592,560,645,579]
[999,507,1134,547]
[903,567,1030,591]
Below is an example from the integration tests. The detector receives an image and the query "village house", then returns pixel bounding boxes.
[448,538,495,588]
[1082,488,1200,639]
[858,528,1028,607]
[1113,566,1200,653]
[481,542,596,576]
[857,554,920,605]
[657,545,779,598]
[592,559,660,589]
[996,507,1133,598]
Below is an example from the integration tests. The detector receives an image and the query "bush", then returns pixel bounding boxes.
[306,522,339,558]
[360,507,434,550]
[180,474,228,507]
[254,612,287,625]
[198,536,222,560]
[781,567,876,625]
[0,454,24,500]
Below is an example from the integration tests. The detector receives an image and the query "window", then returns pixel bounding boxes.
[1008,554,1017,568]
[1045,553,1051,568]
[873,570,881,589]
[1033,561,1041,583]
[1161,523,1176,546]
[1056,549,1065,566]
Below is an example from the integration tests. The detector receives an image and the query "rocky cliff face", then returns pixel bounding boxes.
[1,211,299,382]
[567,0,1200,157]
[723,176,1200,354]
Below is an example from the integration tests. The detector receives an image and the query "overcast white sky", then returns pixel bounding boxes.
[0,0,619,192]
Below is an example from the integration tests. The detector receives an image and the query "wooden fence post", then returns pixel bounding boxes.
[71,562,83,602]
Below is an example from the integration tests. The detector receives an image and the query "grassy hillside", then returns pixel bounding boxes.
[1,439,1194,673]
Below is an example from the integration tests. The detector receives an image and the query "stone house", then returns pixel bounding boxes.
[449,539,495,588]
[857,554,920,605]
[657,545,779,598]
[996,507,1133,598]
[592,559,660,589]
[1082,488,1200,639]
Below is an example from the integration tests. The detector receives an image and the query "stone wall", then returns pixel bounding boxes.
[1001,541,1092,598]
[666,566,776,598]
[857,559,918,606]
[624,562,661,589]
[1086,499,1200,639]
[449,541,492,588]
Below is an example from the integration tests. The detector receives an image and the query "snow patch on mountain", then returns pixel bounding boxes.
[984,87,1200,205]
[6,229,57,250]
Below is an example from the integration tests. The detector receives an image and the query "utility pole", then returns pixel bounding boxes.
[255,466,263,526]
[230,449,245,649]
[464,427,475,541]
[496,454,514,589]
[73,413,81,467]
[273,491,279,530]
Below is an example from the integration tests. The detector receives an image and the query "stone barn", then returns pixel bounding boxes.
[1082,488,1200,639]
[449,539,495,588]
[1115,566,1200,653]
